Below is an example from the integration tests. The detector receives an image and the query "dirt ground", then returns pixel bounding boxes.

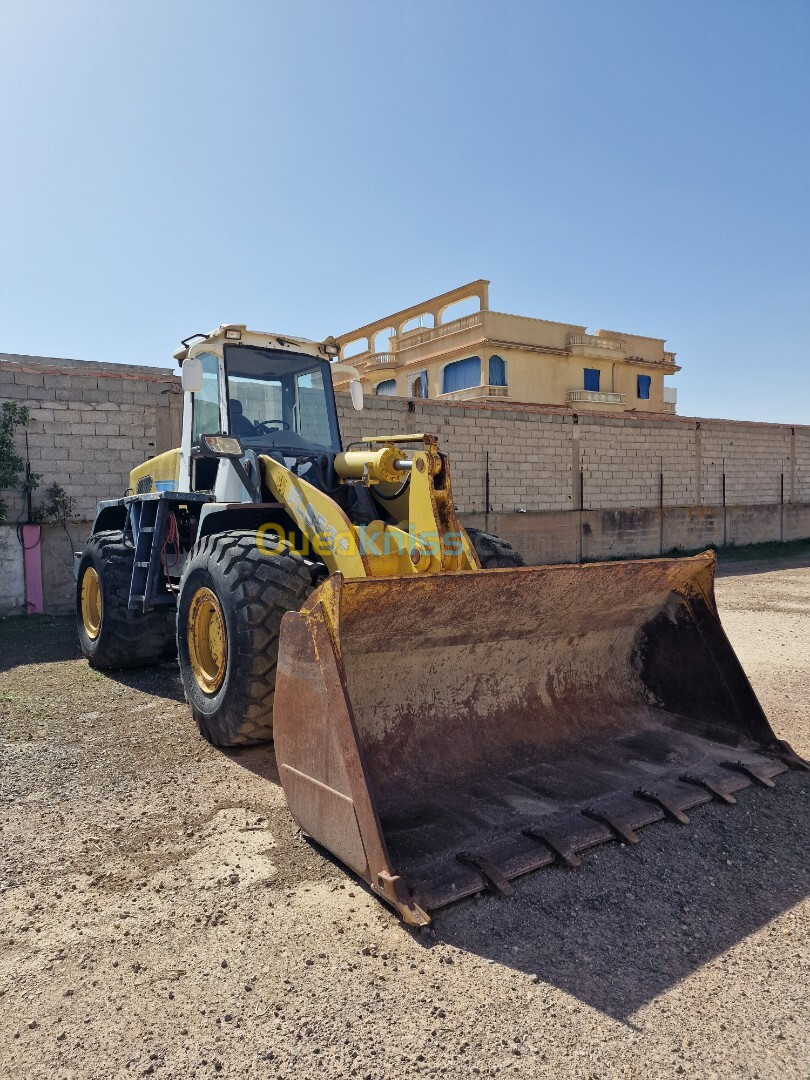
[1,552,808,1079]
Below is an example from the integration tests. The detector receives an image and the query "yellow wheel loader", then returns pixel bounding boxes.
[76,324,806,925]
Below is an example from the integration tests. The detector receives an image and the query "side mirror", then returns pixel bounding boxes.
[181,356,203,393]
[350,379,364,411]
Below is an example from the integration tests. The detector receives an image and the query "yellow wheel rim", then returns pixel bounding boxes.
[187,587,227,695]
[80,567,102,640]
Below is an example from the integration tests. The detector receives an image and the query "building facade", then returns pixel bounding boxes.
[333,279,679,414]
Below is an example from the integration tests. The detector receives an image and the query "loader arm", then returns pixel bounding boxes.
[259,434,479,578]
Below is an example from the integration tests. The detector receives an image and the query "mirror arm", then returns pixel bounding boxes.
[229,458,262,504]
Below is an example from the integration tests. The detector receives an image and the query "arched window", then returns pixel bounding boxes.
[488,355,506,387]
[375,379,397,397]
[442,356,481,394]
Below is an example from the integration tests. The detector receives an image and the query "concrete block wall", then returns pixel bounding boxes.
[0,354,182,523]
[339,396,809,516]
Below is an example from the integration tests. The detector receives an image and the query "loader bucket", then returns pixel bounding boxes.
[272,552,804,924]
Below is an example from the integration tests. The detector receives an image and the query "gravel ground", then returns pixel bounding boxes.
[0,553,808,1079]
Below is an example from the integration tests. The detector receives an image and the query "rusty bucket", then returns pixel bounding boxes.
[272,552,804,924]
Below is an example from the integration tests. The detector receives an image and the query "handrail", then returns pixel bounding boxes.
[398,313,484,349]
[567,390,625,404]
[437,385,509,401]
[567,335,626,351]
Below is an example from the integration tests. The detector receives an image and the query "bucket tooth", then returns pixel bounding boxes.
[581,808,640,844]
[771,739,810,772]
[721,761,776,788]
[679,774,737,805]
[523,827,581,868]
[456,853,514,898]
[634,789,690,825]
[374,871,431,926]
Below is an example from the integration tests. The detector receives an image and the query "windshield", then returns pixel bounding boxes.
[223,345,340,454]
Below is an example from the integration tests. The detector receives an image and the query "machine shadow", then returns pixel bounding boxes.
[714,550,810,578]
[96,659,187,703]
[224,743,281,784]
[426,772,809,1020]
[0,615,82,672]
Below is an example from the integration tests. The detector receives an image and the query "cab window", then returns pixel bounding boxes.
[191,353,222,444]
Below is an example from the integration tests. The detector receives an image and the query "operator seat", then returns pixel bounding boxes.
[228,398,256,438]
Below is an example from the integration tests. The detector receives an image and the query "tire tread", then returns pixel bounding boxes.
[177,530,312,746]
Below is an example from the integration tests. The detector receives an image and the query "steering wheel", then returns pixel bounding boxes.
[254,419,290,433]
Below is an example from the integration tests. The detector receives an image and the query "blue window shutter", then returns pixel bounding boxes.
[419,371,429,398]
[488,355,506,386]
[442,356,482,394]
[375,379,396,397]
[637,375,651,400]
[584,368,600,392]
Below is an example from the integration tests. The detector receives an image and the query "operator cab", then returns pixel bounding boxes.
[177,327,362,498]
[191,345,341,458]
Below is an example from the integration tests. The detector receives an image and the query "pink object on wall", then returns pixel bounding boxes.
[22,524,44,615]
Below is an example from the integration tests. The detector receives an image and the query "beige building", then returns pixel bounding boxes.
[333,279,679,414]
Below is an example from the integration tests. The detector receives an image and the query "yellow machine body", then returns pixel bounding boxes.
[259,434,480,579]
[129,449,181,494]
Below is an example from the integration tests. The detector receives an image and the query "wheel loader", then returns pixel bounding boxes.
[76,323,806,925]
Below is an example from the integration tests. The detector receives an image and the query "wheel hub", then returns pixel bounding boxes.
[187,587,227,694]
[80,567,102,639]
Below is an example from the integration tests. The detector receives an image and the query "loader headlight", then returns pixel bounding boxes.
[198,434,244,459]
[319,336,341,357]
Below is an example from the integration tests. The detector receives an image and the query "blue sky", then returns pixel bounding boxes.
[1,0,807,423]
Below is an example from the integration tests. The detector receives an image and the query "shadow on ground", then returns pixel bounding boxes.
[714,544,810,578]
[225,744,280,783]
[98,661,187,703]
[425,772,808,1020]
[224,727,809,1022]
[0,615,82,671]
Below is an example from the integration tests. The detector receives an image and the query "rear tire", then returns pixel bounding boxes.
[177,530,313,747]
[76,530,177,669]
[465,527,525,568]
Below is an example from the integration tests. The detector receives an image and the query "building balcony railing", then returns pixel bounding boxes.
[663,386,677,404]
[437,384,509,402]
[567,390,625,405]
[348,351,396,374]
[567,334,626,351]
[397,313,484,350]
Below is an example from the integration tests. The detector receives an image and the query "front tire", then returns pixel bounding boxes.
[76,530,177,669]
[177,530,313,747]
[465,527,525,568]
